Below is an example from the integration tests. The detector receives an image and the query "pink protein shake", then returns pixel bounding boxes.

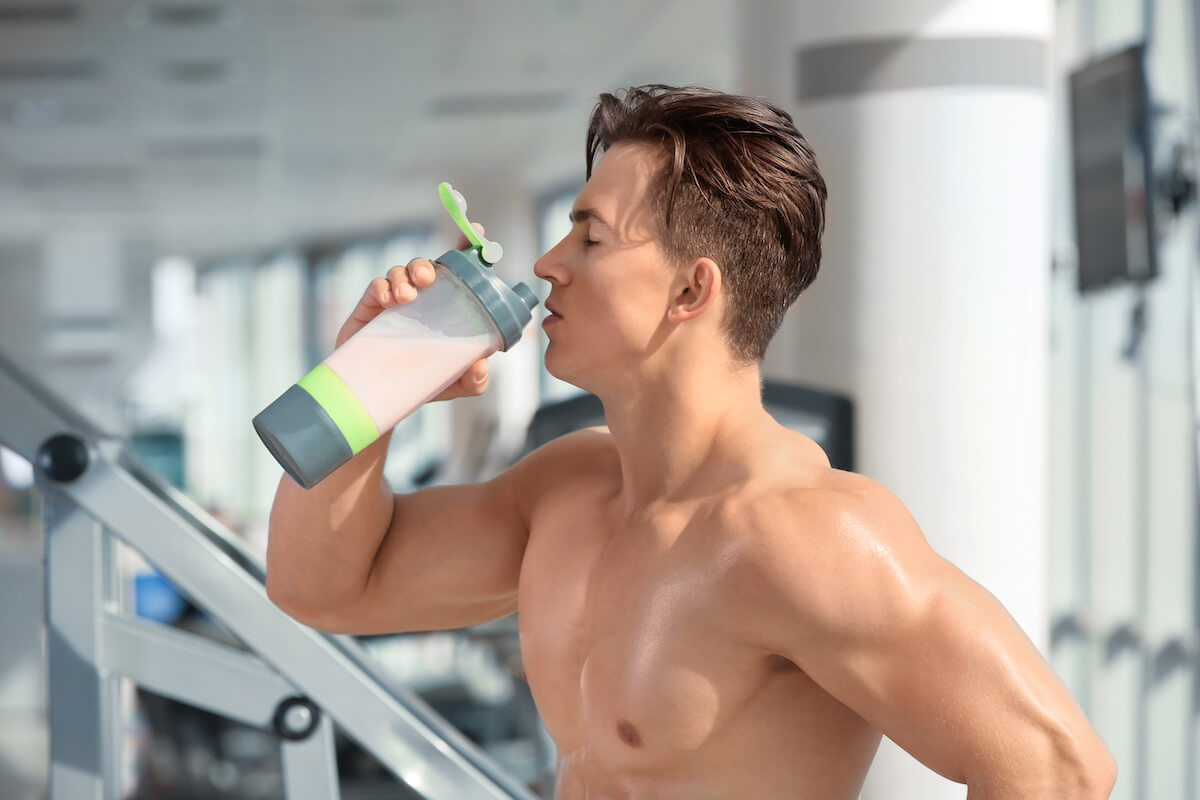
[324,313,497,434]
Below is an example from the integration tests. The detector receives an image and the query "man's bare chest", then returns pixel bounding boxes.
[515,483,788,769]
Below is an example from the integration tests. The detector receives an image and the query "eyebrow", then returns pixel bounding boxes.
[569,207,615,234]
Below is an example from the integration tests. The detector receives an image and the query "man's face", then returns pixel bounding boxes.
[534,142,681,387]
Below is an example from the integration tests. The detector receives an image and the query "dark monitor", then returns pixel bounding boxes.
[1069,43,1158,293]
[520,380,854,471]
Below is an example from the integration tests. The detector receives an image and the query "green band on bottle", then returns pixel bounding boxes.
[296,364,380,454]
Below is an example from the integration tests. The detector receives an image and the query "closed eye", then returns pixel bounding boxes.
[583,238,599,247]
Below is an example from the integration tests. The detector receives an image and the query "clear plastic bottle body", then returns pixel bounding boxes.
[252,253,530,489]
[322,263,503,435]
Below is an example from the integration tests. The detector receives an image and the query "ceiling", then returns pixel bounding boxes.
[0,0,736,261]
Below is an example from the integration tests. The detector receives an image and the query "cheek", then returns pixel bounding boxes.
[584,256,668,345]
[605,292,667,349]
[571,300,642,351]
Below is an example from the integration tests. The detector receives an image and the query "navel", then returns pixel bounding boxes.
[616,719,642,748]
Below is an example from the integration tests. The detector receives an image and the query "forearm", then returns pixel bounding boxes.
[264,430,395,616]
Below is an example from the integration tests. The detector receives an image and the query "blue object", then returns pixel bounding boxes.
[134,570,187,624]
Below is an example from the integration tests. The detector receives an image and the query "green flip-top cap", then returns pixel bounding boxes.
[437,247,539,351]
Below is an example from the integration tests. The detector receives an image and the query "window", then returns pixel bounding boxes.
[193,261,254,518]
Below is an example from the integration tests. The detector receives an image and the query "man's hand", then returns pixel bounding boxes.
[738,478,1117,798]
[333,223,491,403]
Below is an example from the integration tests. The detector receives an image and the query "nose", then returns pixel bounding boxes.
[534,235,570,286]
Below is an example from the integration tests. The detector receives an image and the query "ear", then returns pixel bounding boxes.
[668,257,722,324]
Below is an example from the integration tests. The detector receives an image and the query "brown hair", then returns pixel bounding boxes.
[585,84,828,366]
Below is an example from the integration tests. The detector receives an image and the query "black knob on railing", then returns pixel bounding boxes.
[36,433,89,483]
[273,695,321,741]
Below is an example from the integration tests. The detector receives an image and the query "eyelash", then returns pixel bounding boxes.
[583,238,599,247]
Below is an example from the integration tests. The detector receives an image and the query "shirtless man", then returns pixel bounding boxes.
[266,85,1116,799]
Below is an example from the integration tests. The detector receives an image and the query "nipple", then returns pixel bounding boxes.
[616,719,642,748]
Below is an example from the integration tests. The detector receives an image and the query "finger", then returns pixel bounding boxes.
[367,277,393,308]
[407,259,436,287]
[385,264,418,303]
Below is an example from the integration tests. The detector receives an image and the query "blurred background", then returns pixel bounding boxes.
[0,0,1197,798]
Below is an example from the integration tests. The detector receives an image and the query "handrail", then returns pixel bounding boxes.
[0,349,537,800]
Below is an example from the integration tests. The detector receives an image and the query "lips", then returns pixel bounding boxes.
[545,301,563,317]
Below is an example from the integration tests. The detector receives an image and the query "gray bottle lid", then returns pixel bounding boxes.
[252,384,354,489]
[436,247,540,351]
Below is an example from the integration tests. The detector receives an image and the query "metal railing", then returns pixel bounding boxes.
[0,350,537,800]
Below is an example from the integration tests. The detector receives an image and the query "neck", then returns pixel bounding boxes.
[594,360,775,520]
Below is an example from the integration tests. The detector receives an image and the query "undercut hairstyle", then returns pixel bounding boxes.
[586,84,828,366]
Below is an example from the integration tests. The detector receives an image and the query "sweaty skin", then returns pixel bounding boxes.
[517,142,1113,798]
[519,425,1111,800]
[520,427,882,799]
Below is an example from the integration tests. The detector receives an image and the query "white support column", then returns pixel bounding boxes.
[45,499,124,800]
[740,3,1054,798]
[281,716,342,800]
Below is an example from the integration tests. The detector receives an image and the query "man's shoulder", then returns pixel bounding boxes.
[506,426,618,518]
[576,424,614,443]
[721,468,903,541]
[724,472,944,652]
[516,425,615,474]
[554,425,616,464]
[722,471,938,601]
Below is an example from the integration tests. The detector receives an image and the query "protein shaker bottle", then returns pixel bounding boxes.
[252,182,539,489]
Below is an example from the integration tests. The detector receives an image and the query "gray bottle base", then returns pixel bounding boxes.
[252,384,355,490]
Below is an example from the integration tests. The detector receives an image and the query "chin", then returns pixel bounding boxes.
[544,359,590,394]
